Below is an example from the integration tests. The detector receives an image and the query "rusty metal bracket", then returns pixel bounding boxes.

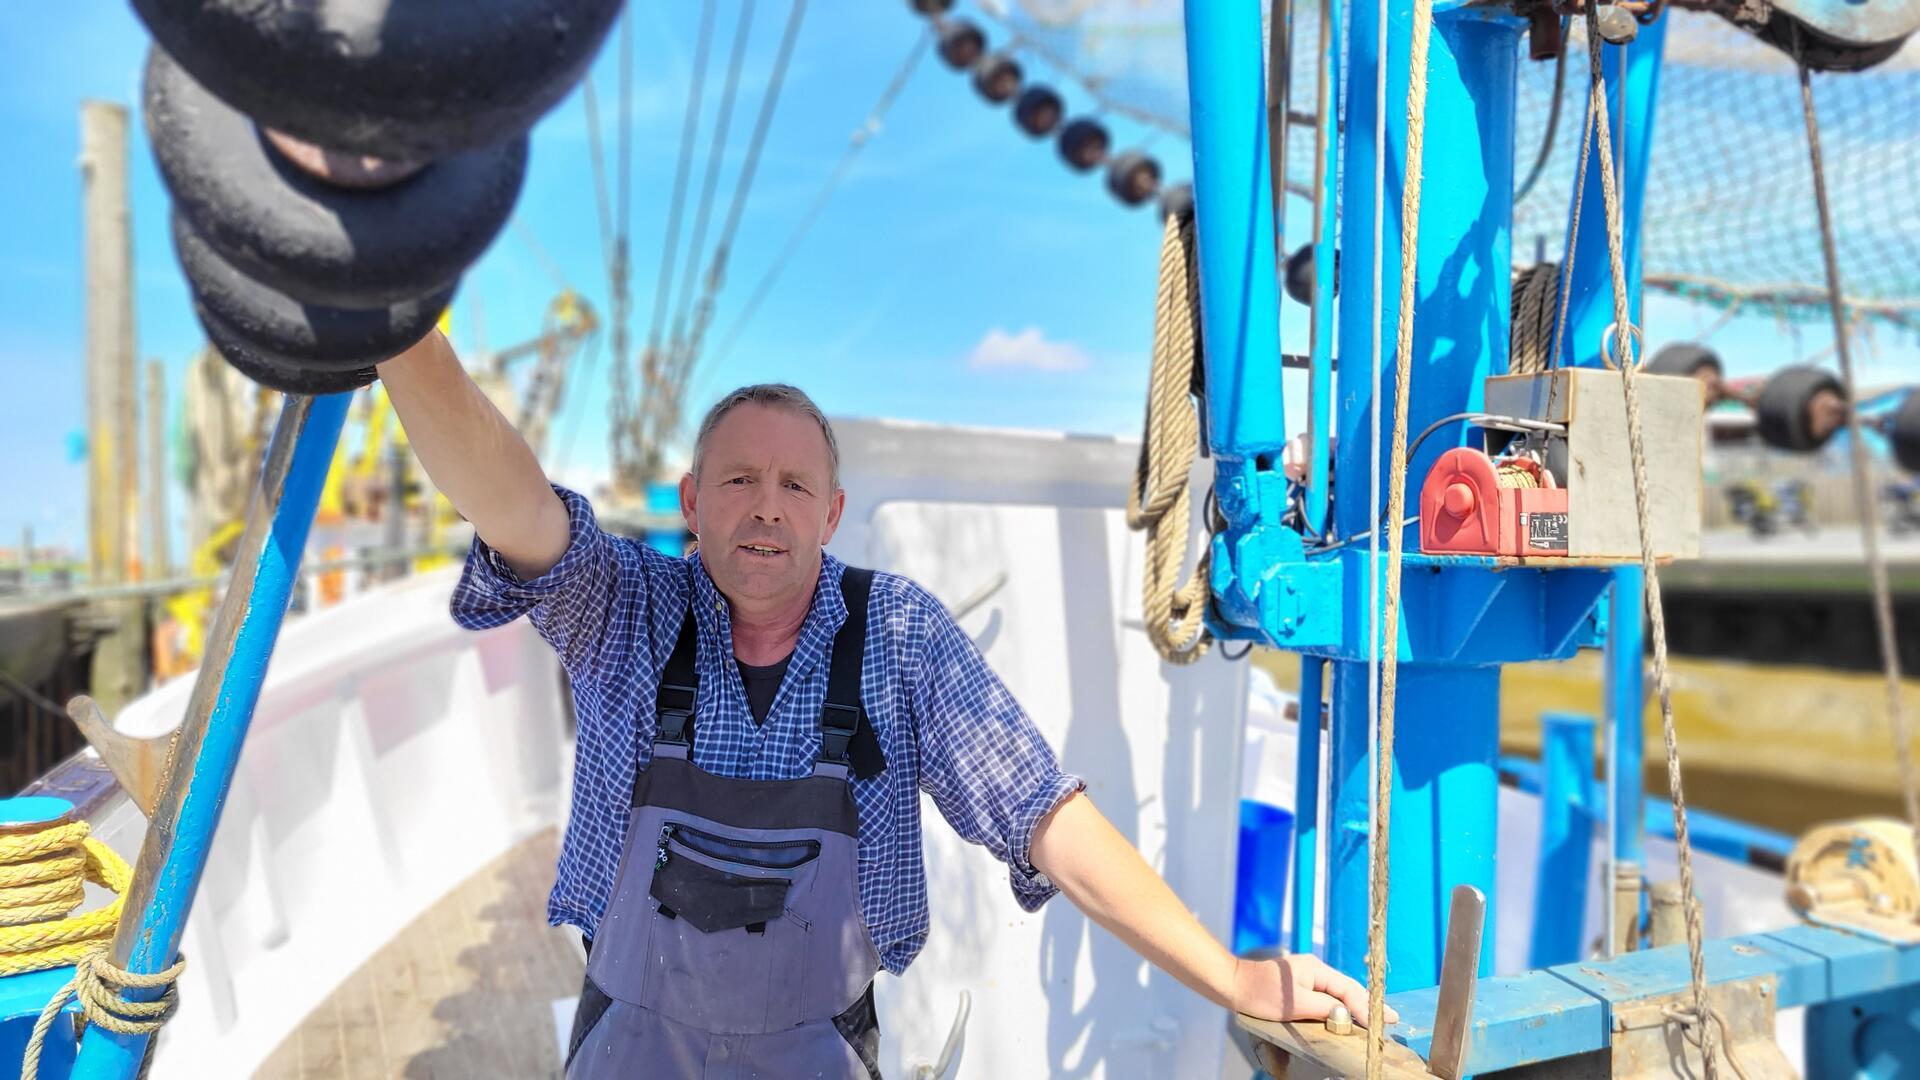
[65,693,174,817]
[1607,974,1796,1079]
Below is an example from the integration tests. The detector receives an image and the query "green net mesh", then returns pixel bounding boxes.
[974,1,1920,334]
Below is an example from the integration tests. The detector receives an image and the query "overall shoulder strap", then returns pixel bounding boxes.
[654,595,700,758]
[817,567,874,769]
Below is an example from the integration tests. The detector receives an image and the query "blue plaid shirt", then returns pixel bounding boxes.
[450,486,1085,974]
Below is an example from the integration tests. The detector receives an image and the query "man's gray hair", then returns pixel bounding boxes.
[691,383,841,489]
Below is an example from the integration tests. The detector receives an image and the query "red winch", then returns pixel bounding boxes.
[1418,448,1568,557]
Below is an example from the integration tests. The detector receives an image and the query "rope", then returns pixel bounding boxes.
[1575,7,1718,1074]
[1792,31,1920,897]
[1511,262,1561,374]
[668,0,757,358]
[0,820,130,974]
[21,953,185,1080]
[1127,212,1213,665]
[1367,0,1436,1068]
[0,818,183,1079]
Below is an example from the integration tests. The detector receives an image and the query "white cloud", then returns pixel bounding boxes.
[965,327,1093,373]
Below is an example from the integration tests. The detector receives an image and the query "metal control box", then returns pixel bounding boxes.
[1482,368,1704,560]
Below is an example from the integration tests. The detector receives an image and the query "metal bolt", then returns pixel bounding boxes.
[1325,1004,1354,1036]
[1594,5,1639,44]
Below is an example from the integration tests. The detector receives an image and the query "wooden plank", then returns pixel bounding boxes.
[256,829,584,1079]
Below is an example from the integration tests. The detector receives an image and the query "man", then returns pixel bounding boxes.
[378,330,1388,1076]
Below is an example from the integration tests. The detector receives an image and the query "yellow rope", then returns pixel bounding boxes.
[1128,210,1214,665]
[0,818,186,1079]
[0,821,131,974]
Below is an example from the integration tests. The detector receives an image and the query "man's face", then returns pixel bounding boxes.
[682,402,845,610]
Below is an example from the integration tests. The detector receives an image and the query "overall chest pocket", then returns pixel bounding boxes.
[649,823,820,934]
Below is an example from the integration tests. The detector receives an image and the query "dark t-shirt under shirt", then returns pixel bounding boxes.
[737,655,791,726]
[735,651,887,779]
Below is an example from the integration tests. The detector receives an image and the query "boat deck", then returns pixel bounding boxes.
[254,829,582,1080]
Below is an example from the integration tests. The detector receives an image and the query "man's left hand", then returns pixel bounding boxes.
[1231,953,1399,1029]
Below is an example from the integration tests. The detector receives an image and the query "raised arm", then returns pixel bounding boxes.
[376,329,570,579]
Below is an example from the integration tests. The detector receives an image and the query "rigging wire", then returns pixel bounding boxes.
[677,0,810,380]
[670,0,759,354]
[709,27,934,371]
[648,2,716,355]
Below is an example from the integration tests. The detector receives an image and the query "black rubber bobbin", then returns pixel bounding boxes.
[131,0,622,160]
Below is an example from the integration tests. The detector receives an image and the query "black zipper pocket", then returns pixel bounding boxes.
[656,822,820,873]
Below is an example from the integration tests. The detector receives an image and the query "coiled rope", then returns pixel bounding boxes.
[1128,210,1214,665]
[0,817,185,1079]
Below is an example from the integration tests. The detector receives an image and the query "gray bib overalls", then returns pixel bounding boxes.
[565,568,883,1078]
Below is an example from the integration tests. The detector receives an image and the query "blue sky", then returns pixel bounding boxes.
[0,3,1892,557]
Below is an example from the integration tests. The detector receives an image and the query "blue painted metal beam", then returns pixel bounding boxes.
[1291,659,1325,955]
[1303,0,1342,541]
[1555,14,1669,368]
[1605,566,1646,872]
[1328,661,1500,989]
[1184,0,1312,644]
[1530,713,1597,968]
[1388,925,1920,1073]
[71,392,352,1079]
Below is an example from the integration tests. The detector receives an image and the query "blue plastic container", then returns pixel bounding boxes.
[1233,799,1295,956]
[643,481,690,557]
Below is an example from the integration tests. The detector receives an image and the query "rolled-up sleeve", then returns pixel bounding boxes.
[911,592,1085,911]
[450,484,635,681]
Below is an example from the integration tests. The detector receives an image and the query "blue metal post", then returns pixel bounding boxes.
[1323,0,1525,990]
[1329,663,1500,988]
[1554,15,1669,368]
[1183,0,1303,644]
[1291,659,1325,955]
[1303,0,1343,540]
[1605,566,1645,870]
[1183,0,1287,465]
[1530,713,1596,968]
[71,392,351,1079]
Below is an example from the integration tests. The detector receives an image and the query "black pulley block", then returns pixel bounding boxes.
[1014,86,1064,137]
[973,53,1022,104]
[1159,182,1194,224]
[938,20,986,70]
[1889,391,1920,473]
[1057,118,1110,172]
[175,213,453,367]
[1105,151,1161,207]
[1284,244,1338,305]
[131,0,620,160]
[196,301,381,396]
[1755,364,1848,452]
[146,46,526,309]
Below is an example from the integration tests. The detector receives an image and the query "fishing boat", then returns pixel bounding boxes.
[7,0,1920,1077]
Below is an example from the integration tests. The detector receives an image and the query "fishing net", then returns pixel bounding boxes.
[972,1,1920,334]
